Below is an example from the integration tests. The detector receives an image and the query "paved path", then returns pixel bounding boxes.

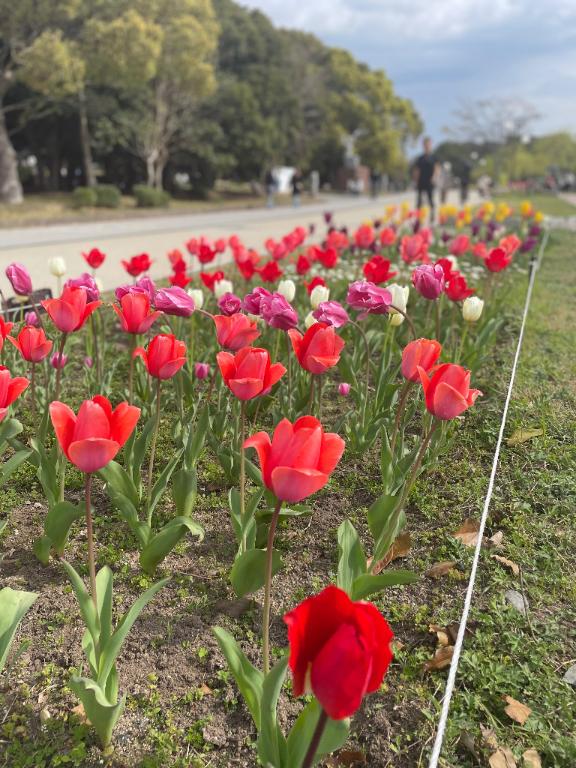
[0,190,471,296]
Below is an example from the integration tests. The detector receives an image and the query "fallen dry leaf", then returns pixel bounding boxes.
[71,703,87,723]
[522,749,542,768]
[489,747,517,768]
[493,555,520,576]
[335,749,366,765]
[504,695,532,725]
[507,428,543,446]
[429,624,451,646]
[424,645,454,671]
[371,532,411,573]
[425,560,457,579]
[480,725,499,750]
[198,683,212,696]
[454,518,480,547]
[488,530,504,548]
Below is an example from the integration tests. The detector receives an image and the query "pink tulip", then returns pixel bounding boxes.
[51,351,68,369]
[154,286,195,317]
[412,264,445,300]
[312,301,349,328]
[242,286,272,316]
[195,362,210,380]
[25,311,39,327]
[260,293,298,330]
[64,273,100,302]
[347,280,392,319]
[217,292,243,316]
[115,276,156,302]
[6,263,33,296]
[338,382,351,396]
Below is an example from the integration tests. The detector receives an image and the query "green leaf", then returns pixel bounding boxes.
[98,577,169,686]
[367,493,402,554]
[139,517,204,574]
[230,548,283,598]
[99,461,140,509]
[149,451,183,516]
[185,405,209,468]
[61,561,100,653]
[0,518,7,537]
[0,418,24,445]
[0,449,31,487]
[68,676,125,748]
[172,468,197,517]
[287,700,350,767]
[129,417,155,485]
[213,627,263,729]
[258,657,288,768]
[33,535,52,565]
[336,520,367,595]
[0,587,38,673]
[44,501,84,555]
[351,570,419,600]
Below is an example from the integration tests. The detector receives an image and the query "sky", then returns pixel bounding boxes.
[239,0,576,147]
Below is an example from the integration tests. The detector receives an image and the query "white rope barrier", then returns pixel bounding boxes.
[427,230,549,768]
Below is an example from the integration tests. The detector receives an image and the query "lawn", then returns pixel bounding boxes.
[494,192,576,217]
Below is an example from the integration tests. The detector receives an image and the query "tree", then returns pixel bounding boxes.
[0,0,78,202]
[444,97,541,145]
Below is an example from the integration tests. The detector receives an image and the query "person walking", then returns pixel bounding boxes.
[265,168,277,208]
[291,168,303,207]
[413,137,439,218]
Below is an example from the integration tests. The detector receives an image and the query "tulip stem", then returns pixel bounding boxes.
[456,323,469,364]
[352,321,370,426]
[286,332,292,414]
[54,333,67,400]
[85,473,97,610]
[239,400,247,552]
[262,498,282,675]
[308,375,315,413]
[317,374,323,420]
[435,299,441,341]
[301,709,328,768]
[30,363,36,418]
[390,380,413,455]
[128,335,136,404]
[146,378,162,527]
[91,313,102,386]
[389,305,416,339]
[402,419,440,506]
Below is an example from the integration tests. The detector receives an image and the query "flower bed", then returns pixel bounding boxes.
[0,200,549,766]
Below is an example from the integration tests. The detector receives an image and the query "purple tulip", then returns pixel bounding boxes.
[338,382,351,397]
[411,264,445,300]
[155,286,195,317]
[217,292,243,316]
[324,211,333,224]
[471,221,480,237]
[529,224,541,237]
[6,263,33,296]
[242,286,272,316]
[346,280,392,319]
[312,300,349,328]
[115,276,156,302]
[51,351,68,369]
[84,356,93,368]
[260,293,298,330]
[195,362,210,380]
[65,273,100,302]
[441,231,451,244]
[520,237,537,253]
[25,311,39,327]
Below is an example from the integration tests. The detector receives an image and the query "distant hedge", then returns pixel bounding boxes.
[71,187,97,208]
[95,185,121,208]
[133,185,171,208]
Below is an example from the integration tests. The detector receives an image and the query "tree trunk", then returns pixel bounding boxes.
[78,89,96,188]
[0,105,23,204]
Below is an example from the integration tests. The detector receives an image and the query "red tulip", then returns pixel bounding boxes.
[448,234,470,256]
[354,224,375,249]
[169,270,192,288]
[257,260,283,283]
[0,316,14,355]
[200,270,225,291]
[49,396,140,473]
[7,326,53,363]
[363,255,397,284]
[284,585,393,720]
[296,254,312,275]
[0,367,29,422]
[41,286,101,333]
[217,347,286,400]
[112,293,162,334]
[484,247,512,273]
[401,338,442,382]
[213,314,260,351]
[134,333,187,379]
[288,323,344,374]
[400,234,428,264]
[122,253,152,277]
[244,416,345,502]
[499,234,522,257]
[445,273,475,302]
[380,227,396,246]
[304,276,326,295]
[418,362,482,419]
[83,248,106,269]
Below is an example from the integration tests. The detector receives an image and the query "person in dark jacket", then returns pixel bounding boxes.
[413,137,439,218]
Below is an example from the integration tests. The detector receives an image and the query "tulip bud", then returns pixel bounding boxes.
[462,296,484,323]
[49,257,67,278]
[5,263,33,296]
[188,288,204,310]
[25,311,39,327]
[338,382,351,396]
[277,279,296,302]
[51,351,68,369]
[214,279,233,299]
[387,284,409,315]
[304,311,317,329]
[84,356,93,368]
[389,311,405,326]
[310,284,330,309]
[195,362,210,380]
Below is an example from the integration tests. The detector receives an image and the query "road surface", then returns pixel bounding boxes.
[0,190,472,297]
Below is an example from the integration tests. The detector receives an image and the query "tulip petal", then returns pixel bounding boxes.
[263,362,286,390]
[68,438,120,473]
[157,357,186,379]
[311,621,372,720]
[432,381,470,419]
[318,433,345,474]
[228,377,264,400]
[49,401,77,457]
[6,376,30,406]
[243,431,271,484]
[74,400,110,441]
[110,402,141,447]
[216,351,236,381]
[270,466,328,503]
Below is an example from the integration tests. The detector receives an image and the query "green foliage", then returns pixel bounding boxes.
[0,587,38,674]
[71,186,97,207]
[94,184,121,208]
[133,184,170,207]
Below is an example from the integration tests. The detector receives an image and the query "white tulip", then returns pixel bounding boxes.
[214,279,233,299]
[389,311,405,326]
[462,296,484,323]
[49,257,67,278]
[310,285,330,309]
[304,311,317,329]
[188,288,204,310]
[277,279,296,302]
[387,283,409,315]
[95,277,104,293]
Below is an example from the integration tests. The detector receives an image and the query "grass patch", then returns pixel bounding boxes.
[494,192,576,217]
